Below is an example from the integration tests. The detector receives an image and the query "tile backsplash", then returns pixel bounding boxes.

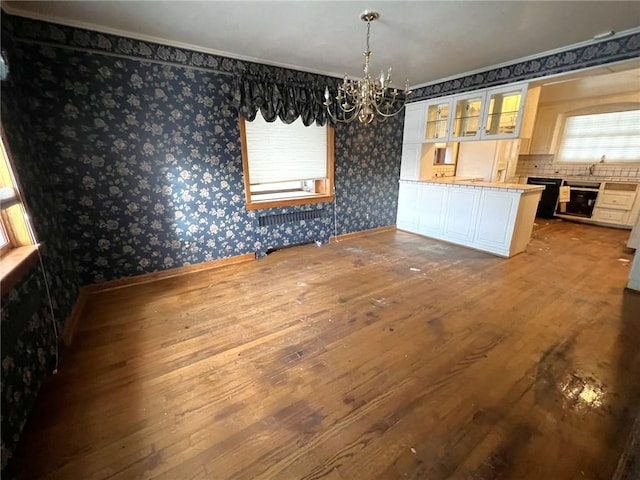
[433,164,456,177]
[515,154,640,181]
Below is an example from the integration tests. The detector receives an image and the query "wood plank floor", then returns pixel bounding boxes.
[11,219,640,480]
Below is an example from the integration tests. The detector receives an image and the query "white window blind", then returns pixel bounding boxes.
[244,111,327,184]
[557,110,640,163]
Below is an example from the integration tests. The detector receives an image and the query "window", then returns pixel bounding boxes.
[239,111,335,210]
[1,128,37,292]
[557,108,640,163]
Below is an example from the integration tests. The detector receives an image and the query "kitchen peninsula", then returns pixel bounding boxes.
[397,178,544,257]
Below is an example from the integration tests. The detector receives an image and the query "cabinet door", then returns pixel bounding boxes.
[473,191,517,250]
[424,99,452,142]
[529,106,556,154]
[417,185,448,235]
[481,84,528,139]
[449,93,486,141]
[443,188,481,240]
[397,182,421,231]
[400,144,422,180]
[403,102,427,143]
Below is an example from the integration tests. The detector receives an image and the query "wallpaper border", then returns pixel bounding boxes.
[4,12,338,86]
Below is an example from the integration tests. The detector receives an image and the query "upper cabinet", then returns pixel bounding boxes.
[482,84,528,139]
[449,84,528,141]
[404,83,529,143]
[449,92,485,141]
[424,99,452,141]
[403,101,427,143]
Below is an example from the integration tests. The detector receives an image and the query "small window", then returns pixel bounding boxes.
[557,109,640,163]
[239,111,335,210]
[1,128,37,292]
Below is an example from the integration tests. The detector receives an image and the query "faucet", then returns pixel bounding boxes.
[588,164,596,176]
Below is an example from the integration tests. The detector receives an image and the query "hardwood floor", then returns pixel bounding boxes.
[11,219,640,479]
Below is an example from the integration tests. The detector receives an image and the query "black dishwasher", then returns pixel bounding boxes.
[526,177,563,218]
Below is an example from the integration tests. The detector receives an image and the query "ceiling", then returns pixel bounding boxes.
[2,1,640,87]
[536,61,640,104]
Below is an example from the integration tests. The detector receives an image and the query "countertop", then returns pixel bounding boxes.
[400,177,545,192]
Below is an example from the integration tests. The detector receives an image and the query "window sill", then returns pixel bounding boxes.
[246,193,335,211]
[1,244,41,295]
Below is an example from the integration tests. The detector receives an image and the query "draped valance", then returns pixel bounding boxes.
[232,63,336,126]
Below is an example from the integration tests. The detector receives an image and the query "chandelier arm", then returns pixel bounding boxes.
[325,99,362,123]
[373,102,409,118]
[338,101,359,113]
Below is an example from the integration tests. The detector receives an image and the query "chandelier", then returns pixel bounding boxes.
[324,10,411,125]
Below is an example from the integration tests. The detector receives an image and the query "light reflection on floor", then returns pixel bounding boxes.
[559,372,605,411]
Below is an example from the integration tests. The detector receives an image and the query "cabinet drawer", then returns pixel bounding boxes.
[593,208,627,224]
[598,192,635,210]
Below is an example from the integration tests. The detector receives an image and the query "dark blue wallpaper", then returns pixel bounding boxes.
[1,16,81,470]
[0,268,59,471]
[4,22,403,285]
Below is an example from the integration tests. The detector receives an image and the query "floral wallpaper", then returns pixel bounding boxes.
[1,17,81,471]
[2,15,404,285]
[335,116,404,233]
[0,269,59,472]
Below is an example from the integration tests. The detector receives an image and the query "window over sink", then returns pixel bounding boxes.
[556,106,640,164]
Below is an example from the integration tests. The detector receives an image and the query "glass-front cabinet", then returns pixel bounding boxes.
[424,99,452,141]
[400,83,529,144]
[482,84,528,139]
[449,93,485,141]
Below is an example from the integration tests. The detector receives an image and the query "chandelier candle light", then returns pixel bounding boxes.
[324,10,411,124]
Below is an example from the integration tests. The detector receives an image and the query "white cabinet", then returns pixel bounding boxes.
[474,191,517,250]
[400,144,422,180]
[593,208,627,224]
[517,86,541,154]
[482,84,528,140]
[403,84,529,145]
[449,92,485,141]
[592,182,639,227]
[399,143,433,180]
[417,185,448,236]
[443,188,481,240]
[397,181,421,231]
[402,101,427,143]
[424,98,453,142]
[449,84,528,142]
[396,180,542,257]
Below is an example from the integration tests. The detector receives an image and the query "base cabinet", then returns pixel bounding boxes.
[474,191,517,250]
[416,186,448,236]
[397,182,421,231]
[443,189,481,241]
[591,183,639,228]
[397,180,542,257]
